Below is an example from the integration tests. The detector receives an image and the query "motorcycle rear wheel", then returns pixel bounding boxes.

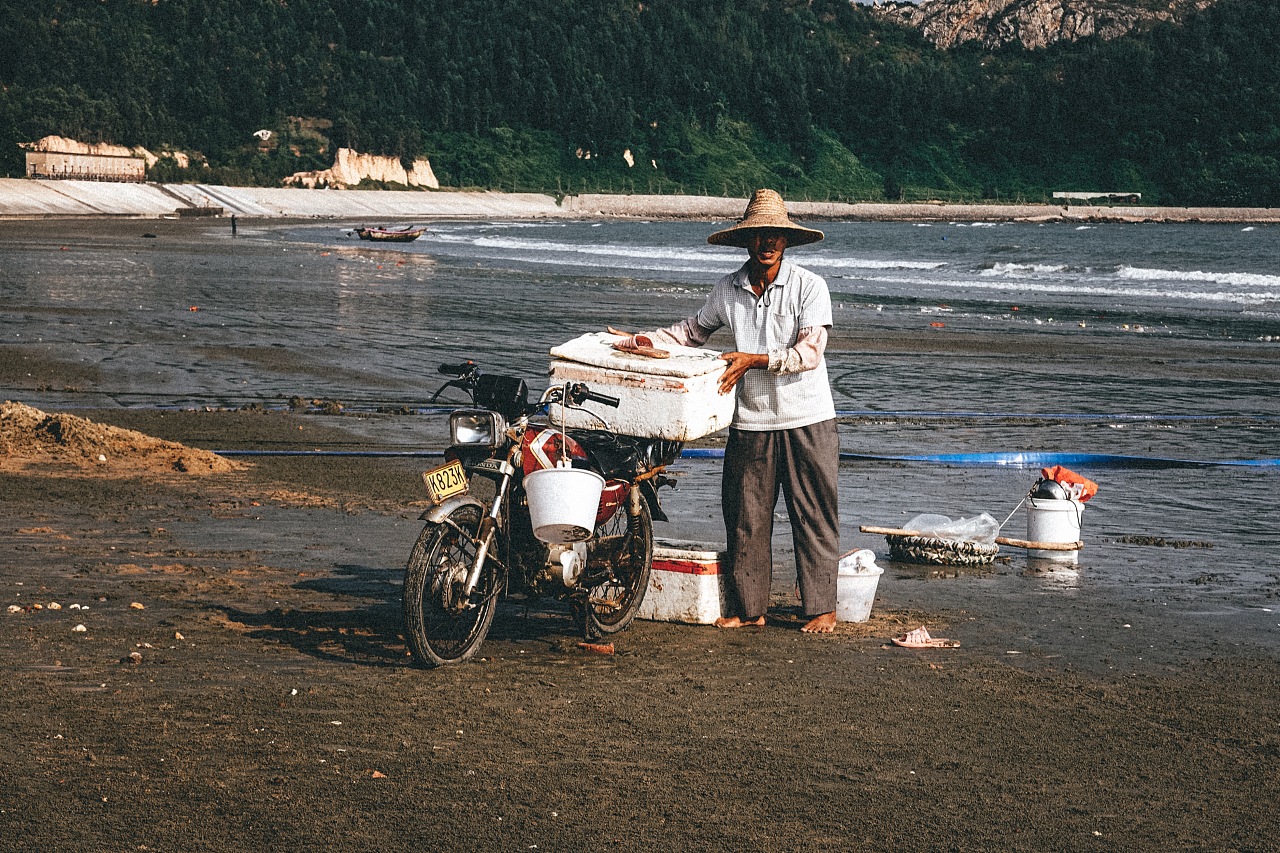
[403,505,500,667]
[574,499,653,636]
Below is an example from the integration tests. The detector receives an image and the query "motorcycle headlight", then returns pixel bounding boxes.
[449,410,507,447]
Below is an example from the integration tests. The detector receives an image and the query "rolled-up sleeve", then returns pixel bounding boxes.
[767,324,827,374]
[646,317,716,348]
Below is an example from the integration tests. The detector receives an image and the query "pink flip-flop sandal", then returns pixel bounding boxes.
[608,328,670,359]
[891,626,960,649]
[611,341,670,358]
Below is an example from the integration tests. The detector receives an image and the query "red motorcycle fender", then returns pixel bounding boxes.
[419,494,486,524]
[596,480,629,526]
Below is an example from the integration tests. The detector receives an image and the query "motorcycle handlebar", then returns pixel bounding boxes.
[565,382,620,408]
[582,389,621,408]
[434,365,620,412]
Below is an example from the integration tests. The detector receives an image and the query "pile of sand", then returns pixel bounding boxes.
[1,401,242,476]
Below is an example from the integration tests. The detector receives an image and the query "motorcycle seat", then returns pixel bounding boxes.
[567,431,681,481]
[567,430,641,480]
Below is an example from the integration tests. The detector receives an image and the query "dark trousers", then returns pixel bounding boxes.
[721,419,839,618]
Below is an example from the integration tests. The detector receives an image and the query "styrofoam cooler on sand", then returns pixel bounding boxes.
[548,332,735,441]
[639,544,884,625]
[639,543,729,625]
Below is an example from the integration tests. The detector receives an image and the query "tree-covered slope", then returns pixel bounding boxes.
[1,0,1276,205]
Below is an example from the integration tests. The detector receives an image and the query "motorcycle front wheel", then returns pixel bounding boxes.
[403,504,501,667]
[573,499,653,636]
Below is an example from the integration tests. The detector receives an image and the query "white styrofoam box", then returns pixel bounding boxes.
[547,332,734,441]
[638,542,729,625]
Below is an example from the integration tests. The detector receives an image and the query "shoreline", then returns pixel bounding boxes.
[1,177,1278,224]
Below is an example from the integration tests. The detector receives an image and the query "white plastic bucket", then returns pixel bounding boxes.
[524,465,605,544]
[836,549,884,623]
[1027,497,1084,562]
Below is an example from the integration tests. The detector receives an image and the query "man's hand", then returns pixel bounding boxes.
[718,351,768,394]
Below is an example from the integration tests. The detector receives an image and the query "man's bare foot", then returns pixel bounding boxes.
[714,615,766,629]
[800,611,837,634]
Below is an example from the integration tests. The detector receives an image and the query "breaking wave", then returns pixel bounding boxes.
[808,256,949,272]
[981,262,1071,276]
[1117,266,1280,290]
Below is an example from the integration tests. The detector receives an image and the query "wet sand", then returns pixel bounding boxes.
[2,401,1278,851]
[2,217,1279,849]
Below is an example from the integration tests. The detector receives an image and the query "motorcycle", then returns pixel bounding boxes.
[403,359,683,667]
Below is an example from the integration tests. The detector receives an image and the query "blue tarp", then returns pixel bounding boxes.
[216,448,1278,468]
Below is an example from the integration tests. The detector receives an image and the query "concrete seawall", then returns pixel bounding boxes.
[2,178,1278,223]
[0,179,567,220]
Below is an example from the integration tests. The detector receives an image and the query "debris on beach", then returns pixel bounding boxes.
[0,401,242,476]
[891,626,960,649]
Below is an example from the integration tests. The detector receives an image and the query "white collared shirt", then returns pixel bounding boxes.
[651,259,836,431]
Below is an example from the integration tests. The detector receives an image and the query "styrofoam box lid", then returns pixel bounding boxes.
[550,332,726,379]
[655,539,724,561]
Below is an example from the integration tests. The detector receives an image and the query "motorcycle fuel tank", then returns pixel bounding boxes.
[520,426,627,528]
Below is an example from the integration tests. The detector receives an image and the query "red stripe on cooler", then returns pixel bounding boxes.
[652,557,721,576]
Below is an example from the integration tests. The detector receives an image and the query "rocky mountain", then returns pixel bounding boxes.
[282,148,439,190]
[870,0,1218,50]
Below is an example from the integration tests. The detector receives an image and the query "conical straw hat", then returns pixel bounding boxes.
[706,189,824,248]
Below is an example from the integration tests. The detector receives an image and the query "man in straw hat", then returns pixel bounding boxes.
[614,189,839,633]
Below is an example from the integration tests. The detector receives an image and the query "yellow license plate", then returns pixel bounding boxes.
[422,459,468,504]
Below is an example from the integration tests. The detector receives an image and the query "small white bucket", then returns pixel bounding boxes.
[836,549,883,623]
[1027,497,1084,562]
[524,464,605,544]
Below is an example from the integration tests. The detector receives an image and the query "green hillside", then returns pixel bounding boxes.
[1,0,1277,205]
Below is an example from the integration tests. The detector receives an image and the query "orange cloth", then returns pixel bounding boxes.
[1040,465,1099,502]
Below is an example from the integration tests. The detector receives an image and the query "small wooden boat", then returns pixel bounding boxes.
[355,225,425,242]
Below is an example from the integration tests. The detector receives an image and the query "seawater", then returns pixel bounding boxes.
[2,217,1278,656]
[329,218,1280,407]
[296,218,1280,459]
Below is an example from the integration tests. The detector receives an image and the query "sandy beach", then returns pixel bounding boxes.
[2,216,1278,850]
[2,401,1278,851]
